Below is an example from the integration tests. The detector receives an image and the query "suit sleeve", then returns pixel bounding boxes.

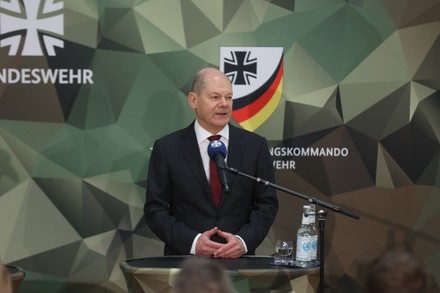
[143,139,199,254]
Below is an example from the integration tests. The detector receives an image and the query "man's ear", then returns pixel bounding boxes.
[188,92,197,109]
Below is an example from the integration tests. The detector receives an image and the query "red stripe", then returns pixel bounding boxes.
[232,61,284,123]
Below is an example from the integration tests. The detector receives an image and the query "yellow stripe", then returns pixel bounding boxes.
[239,79,283,132]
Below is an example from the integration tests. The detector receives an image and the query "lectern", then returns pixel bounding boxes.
[120,256,319,293]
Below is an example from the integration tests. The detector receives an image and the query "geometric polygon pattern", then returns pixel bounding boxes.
[1,0,439,292]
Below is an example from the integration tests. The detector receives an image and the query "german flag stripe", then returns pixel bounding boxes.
[236,78,283,131]
[232,60,283,122]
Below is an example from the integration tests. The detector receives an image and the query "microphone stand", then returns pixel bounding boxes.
[224,166,360,293]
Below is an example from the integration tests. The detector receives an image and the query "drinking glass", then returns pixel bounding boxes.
[274,240,293,265]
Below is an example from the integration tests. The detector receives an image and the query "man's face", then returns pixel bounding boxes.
[189,71,233,134]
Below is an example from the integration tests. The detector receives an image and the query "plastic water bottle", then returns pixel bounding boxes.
[309,204,318,264]
[295,205,313,267]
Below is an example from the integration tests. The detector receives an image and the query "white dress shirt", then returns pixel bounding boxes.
[194,120,229,182]
[190,120,247,255]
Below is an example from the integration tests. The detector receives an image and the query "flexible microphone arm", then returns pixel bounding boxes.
[224,166,360,220]
[224,165,360,293]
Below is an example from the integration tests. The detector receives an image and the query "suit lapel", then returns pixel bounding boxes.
[179,123,211,195]
[178,123,246,208]
[226,124,244,172]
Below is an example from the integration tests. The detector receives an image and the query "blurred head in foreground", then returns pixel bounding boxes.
[172,257,232,293]
[366,249,440,293]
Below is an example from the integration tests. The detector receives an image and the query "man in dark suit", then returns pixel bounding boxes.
[144,68,278,258]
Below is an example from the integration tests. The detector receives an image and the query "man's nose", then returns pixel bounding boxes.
[219,97,230,106]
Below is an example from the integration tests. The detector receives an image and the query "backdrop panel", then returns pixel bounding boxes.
[0,0,439,292]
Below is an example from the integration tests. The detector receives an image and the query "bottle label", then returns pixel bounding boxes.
[309,213,316,224]
[296,235,312,261]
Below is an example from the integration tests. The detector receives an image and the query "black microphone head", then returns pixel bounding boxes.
[207,139,227,160]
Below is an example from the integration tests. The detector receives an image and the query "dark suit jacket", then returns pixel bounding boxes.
[144,122,278,255]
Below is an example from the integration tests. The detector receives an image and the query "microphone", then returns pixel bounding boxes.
[207,139,230,192]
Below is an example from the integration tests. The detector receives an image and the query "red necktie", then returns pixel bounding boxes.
[208,135,222,207]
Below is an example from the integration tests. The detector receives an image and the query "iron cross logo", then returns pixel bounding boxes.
[220,47,284,132]
[211,140,222,148]
[0,0,64,56]
[223,51,257,85]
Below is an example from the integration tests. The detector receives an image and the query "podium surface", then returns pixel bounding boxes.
[120,256,319,293]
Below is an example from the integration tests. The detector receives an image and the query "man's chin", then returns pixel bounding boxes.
[213,116,230,125]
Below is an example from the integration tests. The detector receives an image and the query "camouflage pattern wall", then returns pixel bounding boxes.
[0,0,439,292]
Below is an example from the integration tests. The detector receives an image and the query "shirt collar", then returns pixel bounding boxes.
[194,120,229,144]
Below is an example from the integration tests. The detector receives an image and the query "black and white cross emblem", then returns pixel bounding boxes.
[223,51,257,85]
